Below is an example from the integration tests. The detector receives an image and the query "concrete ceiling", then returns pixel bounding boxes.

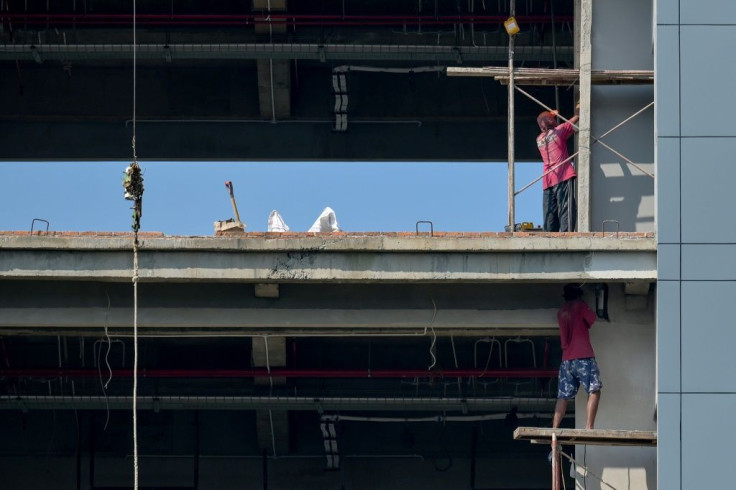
[0,0,576,161]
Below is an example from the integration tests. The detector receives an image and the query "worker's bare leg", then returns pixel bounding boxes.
[551,398,568,462]
[586,390,601,429]
[553,399,568,429]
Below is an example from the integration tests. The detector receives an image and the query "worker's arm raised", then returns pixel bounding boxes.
[568,103,581,127]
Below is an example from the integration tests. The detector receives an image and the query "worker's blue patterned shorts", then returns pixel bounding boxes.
[557,358,602,399]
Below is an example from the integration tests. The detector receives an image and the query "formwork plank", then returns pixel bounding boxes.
[513,427,657,446]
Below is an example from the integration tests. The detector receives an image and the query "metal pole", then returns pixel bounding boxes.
[550,0,560,111]
[513,84,654,178]
[470,427,478,489]
[194,411,200,490]
[89,413,96,490]
[76,414,82,490]
[511,88,655,195]
[507,0,516,231]
[551,432,561,490]
[262,448,268,490]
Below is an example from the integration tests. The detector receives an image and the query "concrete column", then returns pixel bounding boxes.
[257,59,291,120]
[256,410,290,456]
[576,0,593,232]
[254,0,290,120]
[252,337,290,455]
[252,336,287,385]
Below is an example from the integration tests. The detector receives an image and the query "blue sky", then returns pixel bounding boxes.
[1,161,543,235]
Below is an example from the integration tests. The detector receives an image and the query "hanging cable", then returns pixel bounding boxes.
[427,296,438,370]
[98,289,112,430]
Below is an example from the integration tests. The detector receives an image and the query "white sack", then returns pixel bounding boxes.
[267,210,290,232]
[308,206,341,233]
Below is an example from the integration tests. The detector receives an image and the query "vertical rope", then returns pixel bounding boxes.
[132,0,137,162]
[131,2,139,489]
[132,238,139,490]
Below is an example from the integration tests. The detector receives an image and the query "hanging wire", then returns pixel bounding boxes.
[427,296,438,370]
[98,289,112,430]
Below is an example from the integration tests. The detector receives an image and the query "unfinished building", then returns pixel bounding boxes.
[0,0,726,488]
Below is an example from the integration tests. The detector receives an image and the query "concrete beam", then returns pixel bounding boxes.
[0,235,656,283]
[0,299,652,336]
[0,250,655,283]
[0,233,656,252]
[0,277,652,336]
[0,119,545,162]
[0,395,557,412]
[0,44,573,63]
[253,0,287,8]
[0,307,563,336]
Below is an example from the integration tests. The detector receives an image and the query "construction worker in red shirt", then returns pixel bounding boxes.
[536,104,580,232]
[552,283,602,430]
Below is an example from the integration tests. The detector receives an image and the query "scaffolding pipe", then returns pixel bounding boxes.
[507,0,516,230]
[0,394,559,412]
[518,87,653,177]
[513,86,654,195]
[550,0,560,111]
[1,43,572,64]
[0,367,558,379]
[552,432,561,490]
[0,13,573,27]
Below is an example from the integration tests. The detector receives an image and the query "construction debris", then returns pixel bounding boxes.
[224,181,245,229]
[122,162,144,232]
[214,219,244,234]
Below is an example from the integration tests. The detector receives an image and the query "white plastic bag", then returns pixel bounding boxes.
[308,206,341,233]
[267,210,290,232]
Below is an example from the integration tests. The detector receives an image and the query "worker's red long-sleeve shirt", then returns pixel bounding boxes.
[558,299,597,361]
[537,121,577,189]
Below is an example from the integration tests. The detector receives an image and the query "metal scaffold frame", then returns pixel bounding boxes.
[447,0,654,232]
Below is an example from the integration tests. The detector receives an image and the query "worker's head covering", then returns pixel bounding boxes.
[563,283,584,301]
[537,111,558,131]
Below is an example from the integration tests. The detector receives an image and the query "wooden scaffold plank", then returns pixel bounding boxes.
[446,67,654,86]
[513,427,657,447]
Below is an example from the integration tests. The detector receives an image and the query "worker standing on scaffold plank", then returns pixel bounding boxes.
[552,283,602,433]
[536,103,580,232]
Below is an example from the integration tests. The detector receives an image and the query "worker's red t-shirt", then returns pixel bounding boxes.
[537,121,577,189]
[558,299,597,361]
